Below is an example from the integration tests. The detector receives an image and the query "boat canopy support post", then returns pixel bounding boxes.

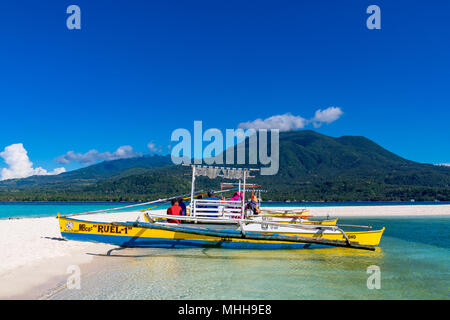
[191,165,196,217]
[185,164,259,220]
[241,177,245,218]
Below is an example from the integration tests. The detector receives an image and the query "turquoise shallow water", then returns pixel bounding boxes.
[1,201,449,219]
[0,202,139,219]
[47,216,449,300]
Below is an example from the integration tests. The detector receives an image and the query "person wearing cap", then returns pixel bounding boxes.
[205,190,218,208]
[205,190,218,201]
[246,195,261,215]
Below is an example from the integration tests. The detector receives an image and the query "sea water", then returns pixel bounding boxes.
[1,201,449,219]
[44,215,449,300]
[0,202,140,219]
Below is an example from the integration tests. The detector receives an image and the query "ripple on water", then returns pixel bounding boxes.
[48,217,450,300]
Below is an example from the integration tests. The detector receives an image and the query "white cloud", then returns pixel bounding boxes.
[52,167,67,175]
[237,107,343,132]
[436,163,450,167]
[238,114,308,131]
[0,143,66,181]
[147,142,162,153]
[55,145,142,165]
[311,107,343,128]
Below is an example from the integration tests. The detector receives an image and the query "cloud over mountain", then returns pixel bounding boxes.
[55,145,141,166]
[0,143,66,181]
[238,107,343,131]
[238,114,308,131]
[147,141,164,153]
[311,107,344,128]
[436,163,450,167]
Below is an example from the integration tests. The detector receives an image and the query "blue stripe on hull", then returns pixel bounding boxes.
[61,232,329,249]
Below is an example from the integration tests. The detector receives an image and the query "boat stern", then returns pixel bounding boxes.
[350,227,385,246]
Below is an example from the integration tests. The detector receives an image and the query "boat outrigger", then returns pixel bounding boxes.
[58,165,384,251]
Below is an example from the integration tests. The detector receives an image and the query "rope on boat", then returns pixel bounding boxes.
[61,200,169,218]
[61,191,202,218]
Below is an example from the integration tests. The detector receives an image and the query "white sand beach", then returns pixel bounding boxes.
[0,205,449,299]
[0,210,143,299]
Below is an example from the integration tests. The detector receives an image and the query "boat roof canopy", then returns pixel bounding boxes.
[185,164,259,180]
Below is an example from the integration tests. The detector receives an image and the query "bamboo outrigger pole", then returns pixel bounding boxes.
[143,212,373,245]
[132,222,376,251]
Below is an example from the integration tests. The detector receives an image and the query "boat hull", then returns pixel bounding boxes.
[59,216,384,250]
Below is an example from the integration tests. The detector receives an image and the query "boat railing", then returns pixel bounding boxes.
[190,199,243,218]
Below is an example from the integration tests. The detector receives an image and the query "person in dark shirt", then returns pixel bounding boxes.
[205,190,218,201]
[167,199,182,223]
[194,194,206,214]
[178,197,187,216]
[205,190,218,208]
[204,191,218,216]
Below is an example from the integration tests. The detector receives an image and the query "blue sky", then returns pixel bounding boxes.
[0,0,449,176]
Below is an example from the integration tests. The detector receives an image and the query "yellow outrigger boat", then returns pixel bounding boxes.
[58,165,385,251]
[59,214,384,250]
[256,211,338,225]
[260,208,310,217]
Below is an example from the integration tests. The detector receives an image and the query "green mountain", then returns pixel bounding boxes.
[255,131,450,201]
[1,131,449,201]
[0,155,172,191]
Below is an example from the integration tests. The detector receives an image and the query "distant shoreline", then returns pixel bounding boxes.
[1,200,450,204]
[1,201,450,220]
[0,200,138,203]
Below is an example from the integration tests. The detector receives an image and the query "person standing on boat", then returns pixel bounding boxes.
[167,199,182,223]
